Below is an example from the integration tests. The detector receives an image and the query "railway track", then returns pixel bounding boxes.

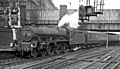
[0,58,21,65]
[7,47,114,69]
[0,53,66,69]
[39,48,112,69]
[0,47,94,69]
[0,46,117,69]
[80,48,120,69]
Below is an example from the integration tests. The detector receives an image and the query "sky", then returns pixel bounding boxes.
[53,0,120,9]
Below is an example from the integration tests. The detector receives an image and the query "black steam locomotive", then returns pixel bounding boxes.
[11,26,119,58]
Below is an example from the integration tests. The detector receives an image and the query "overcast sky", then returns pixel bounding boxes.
[53,0,120,9]
[53,0,120,28]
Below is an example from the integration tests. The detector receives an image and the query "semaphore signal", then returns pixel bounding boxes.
[6,6,21,28]
[79,0,105,22]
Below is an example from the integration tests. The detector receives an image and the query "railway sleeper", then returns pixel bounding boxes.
[81,59,94,62]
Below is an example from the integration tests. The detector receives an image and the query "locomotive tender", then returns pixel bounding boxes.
[11,26,120,58]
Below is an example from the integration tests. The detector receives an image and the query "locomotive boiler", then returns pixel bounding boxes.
[13,26,69,58]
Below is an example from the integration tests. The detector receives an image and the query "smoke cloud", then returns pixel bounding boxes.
[58,11,79,28]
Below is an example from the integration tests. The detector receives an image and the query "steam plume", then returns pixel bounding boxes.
[58,11,79,28]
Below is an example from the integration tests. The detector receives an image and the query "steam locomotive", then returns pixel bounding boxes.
[11,26,120,58]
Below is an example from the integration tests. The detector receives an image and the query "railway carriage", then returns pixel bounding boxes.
[86,32,120,47]
[108,34,119,45]
[86,32,107,47]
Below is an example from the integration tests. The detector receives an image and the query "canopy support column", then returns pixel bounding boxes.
[106,32,109,48]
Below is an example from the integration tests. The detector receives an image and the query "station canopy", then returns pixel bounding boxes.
[87,31,120,35]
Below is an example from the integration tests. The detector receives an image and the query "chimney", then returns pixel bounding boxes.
[60,5,67,20]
